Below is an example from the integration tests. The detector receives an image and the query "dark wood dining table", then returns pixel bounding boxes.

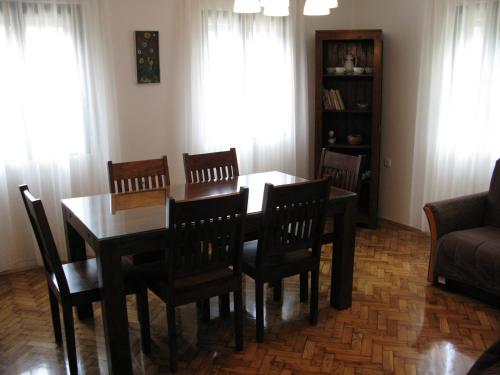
[61,171,357,375]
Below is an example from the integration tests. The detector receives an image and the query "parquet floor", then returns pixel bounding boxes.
[1,222,500,374]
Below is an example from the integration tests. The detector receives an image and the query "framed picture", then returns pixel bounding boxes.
[135,31,160,83]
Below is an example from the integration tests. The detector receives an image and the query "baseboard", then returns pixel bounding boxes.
[378,217,426,234]
[0,264,42,276]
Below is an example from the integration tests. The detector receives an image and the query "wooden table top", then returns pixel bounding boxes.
[62,171,355,241]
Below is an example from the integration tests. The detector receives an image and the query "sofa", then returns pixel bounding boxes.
[424,159,500,301]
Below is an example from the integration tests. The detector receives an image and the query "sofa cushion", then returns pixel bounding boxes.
[435,226,500,295]
[485,159,500,227]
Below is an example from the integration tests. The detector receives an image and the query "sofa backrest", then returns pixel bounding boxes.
[485,159,500,227]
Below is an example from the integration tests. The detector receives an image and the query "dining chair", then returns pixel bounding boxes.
[107,156,170,264]
[19,185,151,375]
[242,178,330,342]
[182,148,239,183]
[134,188,249,372]
[317,148,363,193]
[107,155,170,193]
[317,148,362,244]
[182,148,239,319]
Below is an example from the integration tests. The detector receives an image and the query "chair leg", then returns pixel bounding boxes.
[48,287,62,344]
[166,305,178,373]
[300,272,308,303]
[233,290,243,351]
[136,289,151,354]
[219,293,230,317]
[255,280,264,343]
[310,267,319,326]
[62,305,78,375]
[201,299,210,323]
[272,279,282,302]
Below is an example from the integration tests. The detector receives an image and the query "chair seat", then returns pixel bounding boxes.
[50,258,139,303]
[436,226,500,295]
[242,240,314,278]
[130,261,234,303]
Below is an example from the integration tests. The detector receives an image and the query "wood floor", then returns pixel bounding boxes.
[1,222,499,374]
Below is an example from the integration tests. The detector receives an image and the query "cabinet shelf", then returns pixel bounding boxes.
[323,109,372,114]
[324,73,374,79]
[325,143,371,150]
[315,30,382,229]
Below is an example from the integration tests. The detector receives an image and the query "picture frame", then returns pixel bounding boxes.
[135,31,160,84]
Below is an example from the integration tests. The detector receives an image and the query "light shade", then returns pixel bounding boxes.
[234,0,262,13]
[303,0,330,16]
[326,0,338,8]
[263,0,289,16]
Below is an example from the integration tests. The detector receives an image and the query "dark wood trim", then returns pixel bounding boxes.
[423,206,438,283]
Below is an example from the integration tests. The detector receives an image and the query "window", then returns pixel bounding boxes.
[194,9,297,174]
[0,2,88,161]
[411,0,500,229]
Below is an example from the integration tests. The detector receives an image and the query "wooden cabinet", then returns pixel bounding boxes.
[314,30,382,228]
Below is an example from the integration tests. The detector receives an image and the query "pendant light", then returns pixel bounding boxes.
[303,0,330,15]
[234,0,339,16]
[326,0,338,8]
[262,0,289,16]
[233,0,262,13]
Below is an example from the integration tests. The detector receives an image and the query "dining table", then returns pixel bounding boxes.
[61,171,357,374]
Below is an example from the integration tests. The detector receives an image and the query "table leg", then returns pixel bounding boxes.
[62,207,93,319]
[96,246,133,375]
[330,195,357,309]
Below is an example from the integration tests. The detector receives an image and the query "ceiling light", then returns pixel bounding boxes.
[233,0,262,13]
[303,0,330,16]
[263,0,289,16]
[326,0,338,8]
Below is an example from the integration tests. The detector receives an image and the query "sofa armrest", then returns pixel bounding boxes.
[423,192,488,282]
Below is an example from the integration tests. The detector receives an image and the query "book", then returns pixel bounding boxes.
[335,90,346,110]
[330,89,340,110]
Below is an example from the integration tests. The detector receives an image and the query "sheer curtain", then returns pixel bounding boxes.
[0,0,118,272]
[411,0,500,229]
[185,0,307,176]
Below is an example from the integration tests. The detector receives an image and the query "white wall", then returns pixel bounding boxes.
[105,0,188,182]
[104,0,427,227]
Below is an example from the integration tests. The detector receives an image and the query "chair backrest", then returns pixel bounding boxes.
[317,149,363,193]
[183,148,239,183]
[19,185,70,295]
[166,187,248,283]
[256,178,330,266]
[107,156,170,193]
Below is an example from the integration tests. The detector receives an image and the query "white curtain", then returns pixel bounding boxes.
[184,0,308,176]
[0,0,118,272]
[411,0,500,230]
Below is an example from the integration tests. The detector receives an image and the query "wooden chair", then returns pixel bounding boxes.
[183,148,239,183]
[242,178,330,342]
[317,149,362,245]
[135,188,248,372]
[107,156,170,193]
[317,149,363,193]
[19,185,150,375]
[107,156,170,264]
[182,148,239,318]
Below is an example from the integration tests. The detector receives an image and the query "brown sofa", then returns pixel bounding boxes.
[424,159,500,301]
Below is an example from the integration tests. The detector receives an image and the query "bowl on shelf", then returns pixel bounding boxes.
[335,67,346,75]
[353,67,364,75]
[364,67,373,74]
[347,134,363,145]
[326,67,335,74]
[356,103,369,110]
